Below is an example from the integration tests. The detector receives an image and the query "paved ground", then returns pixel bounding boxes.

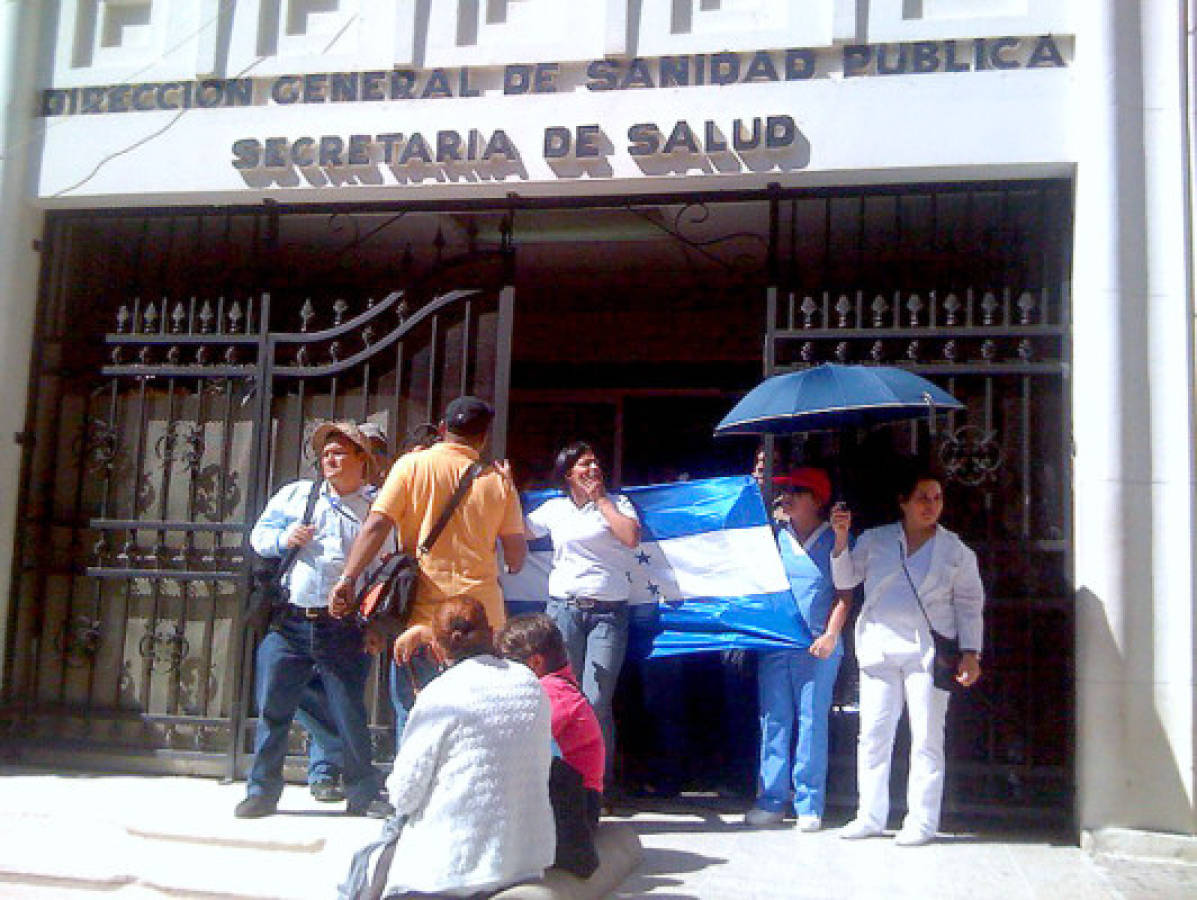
[0,768,1193,899]
[607,799,1197,899]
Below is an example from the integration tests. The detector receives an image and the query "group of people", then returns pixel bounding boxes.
[746,453,984,847]
[240,397,631,895]
[238,393,987,895]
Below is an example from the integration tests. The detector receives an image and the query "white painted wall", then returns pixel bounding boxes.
[33,55,1074,204]
[30,0,1075,204]
[1072,0,1197,836]
[0,0,46,692]
[49,0,1049,84]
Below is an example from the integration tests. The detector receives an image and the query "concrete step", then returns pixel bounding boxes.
[0,768,639,899]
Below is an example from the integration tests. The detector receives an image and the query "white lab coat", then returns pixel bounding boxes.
[831,522,986,838]
[832,522,985,661]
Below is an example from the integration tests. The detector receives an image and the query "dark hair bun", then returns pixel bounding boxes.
[446,616,476,651]
[433,597,492,659]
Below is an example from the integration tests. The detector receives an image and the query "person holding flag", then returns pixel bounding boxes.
[526,441,641,792]
[745,467,852,832]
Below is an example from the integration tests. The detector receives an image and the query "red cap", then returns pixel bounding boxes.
[774,467,832,508]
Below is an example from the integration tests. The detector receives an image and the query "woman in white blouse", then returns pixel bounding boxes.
[526,441,641,792]
[830,467,984,846]
[379,597,555,898]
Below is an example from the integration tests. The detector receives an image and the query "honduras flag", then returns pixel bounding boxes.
[500,476,806,657]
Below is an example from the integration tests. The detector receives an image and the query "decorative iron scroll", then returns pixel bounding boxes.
[79,417,120,472]
[626,201,768,273]
[56,616,103,668]
[938,425,1004,486]
[137,623,190,674]
[155,421,205,473]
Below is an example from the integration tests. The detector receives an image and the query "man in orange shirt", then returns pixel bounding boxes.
[329,396,527,736]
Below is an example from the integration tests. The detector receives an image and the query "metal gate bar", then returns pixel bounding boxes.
[2,215,514,775]
[765,182,1073,824]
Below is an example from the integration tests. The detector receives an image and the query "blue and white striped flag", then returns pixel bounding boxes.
[501,476,805,657]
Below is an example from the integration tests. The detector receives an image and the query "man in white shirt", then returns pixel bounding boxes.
[235,421,389,819]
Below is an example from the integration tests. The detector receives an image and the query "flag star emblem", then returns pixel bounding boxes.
[506,476,798,655]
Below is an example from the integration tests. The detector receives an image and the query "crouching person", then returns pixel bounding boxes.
[497,613,605,879]
[236,421,388,819]
[377,598,555,898]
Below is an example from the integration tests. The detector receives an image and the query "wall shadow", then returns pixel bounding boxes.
[611,847,725,899]
[1076,585,1193,833]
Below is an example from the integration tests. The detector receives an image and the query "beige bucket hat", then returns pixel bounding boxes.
[310,420,377,482]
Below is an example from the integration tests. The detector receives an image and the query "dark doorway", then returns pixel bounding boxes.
[4,183,1074,829]
[503,183,1074,827]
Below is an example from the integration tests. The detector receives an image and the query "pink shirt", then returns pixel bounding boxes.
[541,665,605,793]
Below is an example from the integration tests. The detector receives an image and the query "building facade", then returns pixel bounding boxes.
[0,0,1193,843]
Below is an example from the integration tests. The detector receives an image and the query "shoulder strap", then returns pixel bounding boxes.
[276,478,324,580]
[418,461,484,556]
[899,541,935,631]
[300,477,324,522]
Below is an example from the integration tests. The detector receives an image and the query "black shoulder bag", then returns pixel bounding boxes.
[355,461,483,636]
[899,542,963,694]
[245,478,323,636]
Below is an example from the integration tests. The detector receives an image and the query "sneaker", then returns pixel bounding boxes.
[796,815,822,832]
[310,780,345,803]
[744,807,786,827]
[234,795,277,819]
[347,798,396,819]
[839,818,883,840]
[894,827,934,847]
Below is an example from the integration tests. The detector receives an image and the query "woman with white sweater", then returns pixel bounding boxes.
[380,597,555,898]
[830,466,984,846]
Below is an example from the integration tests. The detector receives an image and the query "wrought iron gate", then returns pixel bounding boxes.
[5,185,1072,826]
[763,183,1073,825]
[2,223,514,776]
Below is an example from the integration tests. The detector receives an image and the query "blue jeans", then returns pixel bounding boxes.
[294,674,342,785]
[248,614,380,808]
[755,646,842,818]
[388,651,443,752]
[626,603,684,794]
[546,598,629,788]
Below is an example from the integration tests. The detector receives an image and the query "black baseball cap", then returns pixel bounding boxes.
[443,395,494,437]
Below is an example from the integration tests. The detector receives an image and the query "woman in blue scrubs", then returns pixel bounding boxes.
[746,468,851,832]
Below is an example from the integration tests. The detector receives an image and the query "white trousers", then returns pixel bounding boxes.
[854,639,950,836]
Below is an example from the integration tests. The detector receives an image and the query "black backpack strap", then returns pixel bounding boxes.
[275,477,324,581]
[418,462,484,556]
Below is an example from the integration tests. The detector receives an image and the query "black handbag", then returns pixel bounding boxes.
[355,461,483,635]
[900,543,964,694]
[244,478,323,636]
[926,626,964,694]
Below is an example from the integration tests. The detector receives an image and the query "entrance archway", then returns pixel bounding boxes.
[3,181,1074,827]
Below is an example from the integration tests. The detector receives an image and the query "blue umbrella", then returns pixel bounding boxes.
[715,363,964,435]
